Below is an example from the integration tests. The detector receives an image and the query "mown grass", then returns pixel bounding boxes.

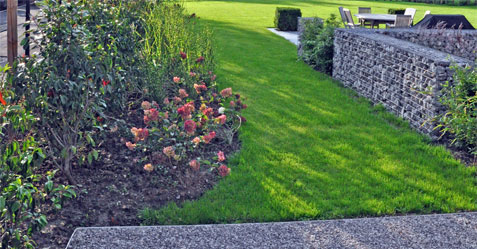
[140,0,477,224]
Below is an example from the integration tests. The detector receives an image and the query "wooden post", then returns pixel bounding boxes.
[7,0,18,66]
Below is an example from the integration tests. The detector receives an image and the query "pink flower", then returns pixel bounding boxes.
[144,163,154,172]
[220,88,232,98]
[163,146,175,158]
[173,77,181,83]
[194,84,207,94]
[203,131,216,144]
[217,151,226,162]
[163,97,170,105]
[192,137,201,145]
[215,115,227,125]
[184,120,197,134]
[189,72,197,77]
[218,165,230,177]
[125,141,136,150]
[180,51,187,59]
[144,108,159,124]
[230,101,235,107]
[240,116,247,123]
[177,102,195,120]
[102,79,110,86]
[242,104,248,109]
[196,56,204,63]
[179,89,188,99]
[141,101,151,110]
[211,75,216,81]
[189,160,200,171]
[173,97,182,104]
[164,111,169,119]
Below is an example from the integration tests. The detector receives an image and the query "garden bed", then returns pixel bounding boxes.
[33,123,240,248]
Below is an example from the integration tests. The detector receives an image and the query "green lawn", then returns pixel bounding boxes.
[140,0,477,225]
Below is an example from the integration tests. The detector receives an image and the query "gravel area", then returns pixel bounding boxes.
[67,212,477,249]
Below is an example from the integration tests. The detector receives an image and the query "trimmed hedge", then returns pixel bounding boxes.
[275,7,302,31]
[388,8,406,14]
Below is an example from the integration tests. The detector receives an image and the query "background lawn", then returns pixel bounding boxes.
[140,0,477,225]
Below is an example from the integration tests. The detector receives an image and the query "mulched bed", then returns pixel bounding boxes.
[33,125,239,248]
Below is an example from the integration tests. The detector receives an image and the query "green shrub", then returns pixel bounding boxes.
[436,65,477,154]
[274,7,302,31]
[388,8,406,14]
[300,14,341,75]
[1,65,75,248]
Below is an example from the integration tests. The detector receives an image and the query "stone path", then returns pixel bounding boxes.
[67,212,477,248]
[267,28,299,46]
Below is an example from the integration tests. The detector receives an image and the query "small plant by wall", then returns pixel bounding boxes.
[274,7,302,31]
[299,14,341,75]
[437,65,477,155]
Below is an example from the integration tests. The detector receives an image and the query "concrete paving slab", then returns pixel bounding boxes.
[267,28,299,46]
[67,212,477,249]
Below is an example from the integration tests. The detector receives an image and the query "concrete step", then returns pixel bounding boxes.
[66,212,477,249]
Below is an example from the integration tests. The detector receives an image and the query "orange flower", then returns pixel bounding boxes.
[163,146,175,158]
[189,160,200,171]
[215,115,227,125]
[144,163,154,172]
[179,89,189,99]
[141,101,151,110]
[125,141,136,150]
[173,77,181,83]
[192,137,201,145]
[131,127,149,142]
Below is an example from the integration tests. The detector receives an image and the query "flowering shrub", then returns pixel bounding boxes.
[125,65,245,177]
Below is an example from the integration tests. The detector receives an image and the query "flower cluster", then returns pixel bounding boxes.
[124,54,245,178]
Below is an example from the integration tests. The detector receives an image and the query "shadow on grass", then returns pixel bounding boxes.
[140,17,477,226]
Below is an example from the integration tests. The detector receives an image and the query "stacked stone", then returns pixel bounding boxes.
[379,29,477,62]
[332,29,472,137]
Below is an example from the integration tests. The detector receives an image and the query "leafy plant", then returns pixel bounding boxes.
[1,64,75,248]
[141,3,214,99]
[11,0,147,183]
[436,65,477,154]
[300,14,341,75]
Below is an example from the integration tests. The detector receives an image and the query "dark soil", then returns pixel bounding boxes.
[33,129,239,248]
[433,137,477,167]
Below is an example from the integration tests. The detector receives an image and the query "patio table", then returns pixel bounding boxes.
[354,13,396,28]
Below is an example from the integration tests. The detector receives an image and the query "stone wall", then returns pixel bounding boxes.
[378,29,477,62]
[332,29,472,136]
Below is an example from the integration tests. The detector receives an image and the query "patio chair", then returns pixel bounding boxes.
[424,10,431,17]
[343,8,360,28]
[404,8,417,25]
[339,7,348,27]
[386,15,412,28]
[358,7,373,27]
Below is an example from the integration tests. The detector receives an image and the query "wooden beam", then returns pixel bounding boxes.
[7,0,18,66]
